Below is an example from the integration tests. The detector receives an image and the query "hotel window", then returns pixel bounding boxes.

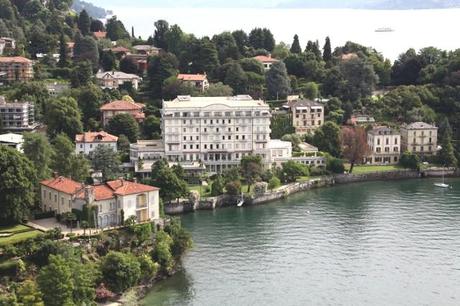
[395,138,398,145]
[183,145,186,149]
[54,195,57,202]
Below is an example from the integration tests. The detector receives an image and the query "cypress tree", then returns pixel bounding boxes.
[323,36,332,63]
[290,34,302,54]
[439,134,458,167]
[77,10,91,36]
[58,33,68,67]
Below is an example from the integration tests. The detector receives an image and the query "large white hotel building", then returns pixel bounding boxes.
[161,95,272,173]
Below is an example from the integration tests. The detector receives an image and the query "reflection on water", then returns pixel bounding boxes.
[143,178,460,306]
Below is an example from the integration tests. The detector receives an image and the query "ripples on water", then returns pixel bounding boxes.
[143,179,460,306]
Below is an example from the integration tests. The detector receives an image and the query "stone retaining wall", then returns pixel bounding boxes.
[165,168,459,215]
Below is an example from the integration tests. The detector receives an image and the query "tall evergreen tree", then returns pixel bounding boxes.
[23,132,54,180]
[58,32,68,67]
[77,9,91,36]
[439,134,458,167]
[323,36,332,63]
[290,34,302,54]
[266,61,291,100]
[153,19,169,49]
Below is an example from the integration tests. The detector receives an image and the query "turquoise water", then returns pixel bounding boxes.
[143,178,460,305]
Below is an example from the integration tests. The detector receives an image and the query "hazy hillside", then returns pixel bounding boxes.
[71,0,112,18]
[87,0,460,9]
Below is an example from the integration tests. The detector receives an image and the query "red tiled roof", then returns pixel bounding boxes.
[111,47,130,53]
[75,131,118,143]
[93,31,107,39]
[93,184,116,201]
[0,56,32,63]
[106,179,159,196]
[100,100,145,111]
[340,53,359,61]
[177,74,207,81]
[41,176,83,195]
[253,55,278,63]
[67,42,75,48]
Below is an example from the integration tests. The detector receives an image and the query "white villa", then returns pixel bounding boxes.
[75,131,118,155]
[96,71,142,90]
[401,122,438,156]
[0,132,23,152]
[366,126,401,165]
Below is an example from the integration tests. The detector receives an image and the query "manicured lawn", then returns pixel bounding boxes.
[189,184,211,197]
[348,165,402,174]
[0,224,42,246]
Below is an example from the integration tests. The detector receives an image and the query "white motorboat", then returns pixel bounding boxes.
[434,169,449,188]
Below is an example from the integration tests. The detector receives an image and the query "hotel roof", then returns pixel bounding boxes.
[163,96,268,109]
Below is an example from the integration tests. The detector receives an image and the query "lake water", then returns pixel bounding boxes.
[142,178,460,305]
[109,7,460,61]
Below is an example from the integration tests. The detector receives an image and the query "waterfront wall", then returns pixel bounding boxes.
[165,168,459,215]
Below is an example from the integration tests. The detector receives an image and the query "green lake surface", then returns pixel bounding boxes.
[142,178,460,305]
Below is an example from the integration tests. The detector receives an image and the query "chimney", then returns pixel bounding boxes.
[53,171,59,179]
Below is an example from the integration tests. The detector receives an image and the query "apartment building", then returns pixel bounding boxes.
[130,140,165,177]
[284,99,324,135]
[161,95,271,173]
[401,122,438,156]
[0,56,33,82]
[366,126,401,165]
[0,96,36,131]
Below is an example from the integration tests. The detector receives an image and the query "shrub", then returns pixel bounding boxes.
[268,176,281,190]
[400,151,420,170]
[225,180,241,195]
[137,255,159,282]
[100,251,141,293]
[327,157,345,174]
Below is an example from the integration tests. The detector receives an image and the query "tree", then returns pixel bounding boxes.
[51,133,75,176]
[213,32,240,63]
[165,24,185,55]
[147,52,179,98]
[90,19,105,32]
[0,146,37,225]
[58,32,68,68]
[341,127,370,173]
[106,16,130,41]
[399,151,420,170]
[101,50,117,71]
[266,61,291,100]
[151,230,174,273]
[143,115,161,139]
[225,180,241,195]
[248,28,275,51]
[224,63,248,94]
[106,113,140,142]
[77,84,103,128]
[74,34,99,70]
[119,57,138,74]
[164,218,192,258]
[71,262,97,305]
[323,36,332,63]
[153,19,169,49]
[272,42,291,59]
[23,132,53,180]
[203,82,233,97]
[327,156,345,174]
[101,251,141,293]
[303,82,319,100]
[37,255,73,306]
[240,155,263,192]
[182,38,219,75]
[278,161,309,183]
[16,280,44,306]
[150,159,188,203]
[290,34,302,54]
[391,48,422,85]
[211,175,225,196]
[239,58,265,75]
[46,97,83,139]
[91,145,121,181]
[77,10,90,36]
[312,121,342,157]
[70,61,93,87]
[438,134,458,167]
[339,57,377,101]
[138,255,159,282]
[231,30,248,55]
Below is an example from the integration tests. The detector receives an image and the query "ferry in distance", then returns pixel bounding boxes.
[375,27,395,32]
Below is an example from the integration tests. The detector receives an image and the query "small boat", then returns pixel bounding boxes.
[375,27,395,33]
[237,193,244,207]
[434,169,450,188]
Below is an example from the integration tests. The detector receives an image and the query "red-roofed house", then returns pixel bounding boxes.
[0,56,33,82]
[40,176,160,228]
[100,100,146,126]
[177,73,209,92]
[93,31,107,40]
[253,54,279,70]
[75,131,118,155]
